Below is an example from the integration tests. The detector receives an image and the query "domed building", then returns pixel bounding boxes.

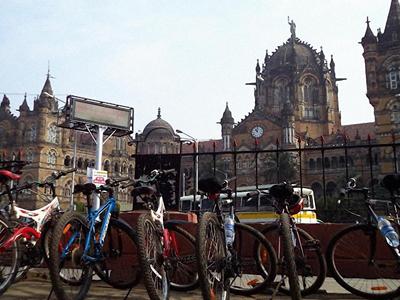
[135,108,180,154]
[221,20,341,153]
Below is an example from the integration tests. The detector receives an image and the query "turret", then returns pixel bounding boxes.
[380,0,400,45]
[219,102,234,150]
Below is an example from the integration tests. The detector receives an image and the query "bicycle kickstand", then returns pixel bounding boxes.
[123,286,133,300]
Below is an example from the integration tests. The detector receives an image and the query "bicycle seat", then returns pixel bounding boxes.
[381,174,400,194]
[198,177,223,194]
[0,170,21,182]
[74,183,97,196]
[270,183,294,200]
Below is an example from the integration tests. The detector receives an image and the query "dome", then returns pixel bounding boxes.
[267,39,320,71]
[142,108,176,139]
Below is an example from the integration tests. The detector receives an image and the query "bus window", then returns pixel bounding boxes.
[200,198,214,211]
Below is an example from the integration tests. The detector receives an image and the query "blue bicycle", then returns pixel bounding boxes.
[48,178,140,300]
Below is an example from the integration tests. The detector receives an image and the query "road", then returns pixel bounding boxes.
[2,270,362,300]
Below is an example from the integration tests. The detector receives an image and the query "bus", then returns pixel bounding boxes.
[179,184,318,224]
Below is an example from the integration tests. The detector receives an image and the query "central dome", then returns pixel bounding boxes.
[142,108,176,140]
[267,38,320,71]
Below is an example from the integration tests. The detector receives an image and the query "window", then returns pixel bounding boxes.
[309,159,315,170]
[64,155,71,167]
[27,126,36,142]
[48,123,58,143]
[26,151,34,163]
[386,66,400,90]
[104,160,110,172]
[47,150,57,166]
[128,164,134,176]
[388,101,400,124]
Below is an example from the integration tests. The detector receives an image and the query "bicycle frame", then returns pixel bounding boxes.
[61,196,116,264]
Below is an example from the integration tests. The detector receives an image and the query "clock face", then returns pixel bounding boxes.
[251,126,264,138]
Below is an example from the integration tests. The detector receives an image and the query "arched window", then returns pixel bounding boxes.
[331,157,338,169]
[26,151,34,163]
[388,100,400,124]
[83,159,89,169]
[309,159,315,170]
[316,158,322,169]
[128,164,134,176]
[47,150,57,166]
[64,155,71,167]
[386,65,400,90]
[64,180,73,199]
[77,157,83,169]
[104,160,110,172]
[122,162,127,174]
[27,126,36,142]
[339,156,345,168]
[324,157,330,169]
[47,123,58,143]
[114,162,119,173]
[273,78,289,110]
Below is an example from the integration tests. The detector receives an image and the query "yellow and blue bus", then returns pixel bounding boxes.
[179,184,318,224]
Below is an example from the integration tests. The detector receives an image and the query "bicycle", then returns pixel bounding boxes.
[195,176,277,300]
[248,185,326,298]
[124,174,198,294]
[326,175,400,299]
[48,177,140,300]
[0,164,76,296]
[133,169,197,300]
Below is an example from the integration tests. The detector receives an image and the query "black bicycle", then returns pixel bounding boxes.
[326,175,400,299]
[195,177,277,300]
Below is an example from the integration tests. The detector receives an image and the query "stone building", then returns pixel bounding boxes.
[0,74,135,209]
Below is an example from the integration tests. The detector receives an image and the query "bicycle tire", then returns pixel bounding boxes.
[164,222,198,291]
[196,212,230,300]
[93,218,141,289]
[281,212,302,300]
[48,210,93,300]
[230,222,277,295]
[0,215,19,295]
[327,223,400,299]
[137,213,169,300]
[262,223,326,296]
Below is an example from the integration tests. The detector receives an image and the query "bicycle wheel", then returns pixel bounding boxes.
[164,222,198,291]
[230,222,277,295]
[327,223,400,299]
[137,213,169,300]
[280,212,302,300]
[0,216,19,295]
[93,218,141,289]
[48,210,93,300]
[262,223,326,296]
[197,212,230,300]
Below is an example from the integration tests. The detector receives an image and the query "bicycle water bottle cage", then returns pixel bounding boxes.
[198,177,223,194]
[381,174,400,195]
[0,170,21,183]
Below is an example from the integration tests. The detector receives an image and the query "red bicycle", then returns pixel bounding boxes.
[0,163,76,295]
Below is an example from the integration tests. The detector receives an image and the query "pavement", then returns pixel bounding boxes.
[1,269,363,300]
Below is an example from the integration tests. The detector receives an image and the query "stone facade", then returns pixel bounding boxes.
[0,75,135,209]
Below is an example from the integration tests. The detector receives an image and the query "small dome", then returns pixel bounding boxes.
[267,39,319,71]
[142,108,175,139]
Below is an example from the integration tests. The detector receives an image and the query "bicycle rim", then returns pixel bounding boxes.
[263,224,326,296]
[93,218,141,289]
[137,213,169,300]
[328,224,400,299]
[165,223,198,291]
[280,213,302,300]
[230,222,277,295]
[48,211,92,300]
[197,212,229,300]
[0,217,18,295]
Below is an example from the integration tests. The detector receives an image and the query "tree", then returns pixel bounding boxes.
[263,152,298,183]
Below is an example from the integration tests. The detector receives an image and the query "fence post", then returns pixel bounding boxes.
[393,131,398,173]
[233,140,238,204]
[255,138,259,188]
[368,134,374,194]
[213,141,216,176]
[276,138,280,183]
[298,137,303,197]
[344,135,349,184]
[321,136,327,208]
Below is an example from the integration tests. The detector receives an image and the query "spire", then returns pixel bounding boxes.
[18,93,30,112]
[264,49,269,66]
[255,59,260,74]
[361,17,377,45]
[157,107,161,119]
[40,71,54,98]
[220,102,234,124]
[382,0,400,43]
[0,95,10,113]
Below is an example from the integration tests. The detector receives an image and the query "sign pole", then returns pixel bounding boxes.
[93,125,106,210]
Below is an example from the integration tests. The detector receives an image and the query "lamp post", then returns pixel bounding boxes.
[176,129,199,196]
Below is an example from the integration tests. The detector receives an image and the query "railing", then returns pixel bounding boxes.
[132,135,400,221]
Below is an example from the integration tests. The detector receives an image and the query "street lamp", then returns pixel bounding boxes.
[176,129,199,196]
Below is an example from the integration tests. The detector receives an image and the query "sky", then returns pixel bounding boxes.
[0,0,390,140]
